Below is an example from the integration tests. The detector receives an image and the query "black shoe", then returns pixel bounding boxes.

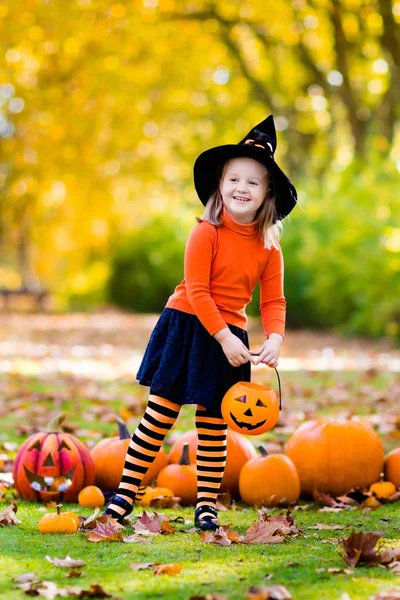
[194,505,219,531]
[102,495,133,523]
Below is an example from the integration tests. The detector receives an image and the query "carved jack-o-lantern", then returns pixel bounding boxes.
[221,381,280,436]
[13,414,95,503]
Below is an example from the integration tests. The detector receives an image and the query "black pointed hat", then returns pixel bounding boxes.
[193,115,297,221]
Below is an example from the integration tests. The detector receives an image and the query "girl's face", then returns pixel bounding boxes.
[220,157,269,224]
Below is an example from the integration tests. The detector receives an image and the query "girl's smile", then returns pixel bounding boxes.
[220,157,269,224]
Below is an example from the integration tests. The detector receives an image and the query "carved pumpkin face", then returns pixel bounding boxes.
[221,382,280,436]
[13,416,95,503]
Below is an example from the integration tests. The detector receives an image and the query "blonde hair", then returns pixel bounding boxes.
[197,160,283,249]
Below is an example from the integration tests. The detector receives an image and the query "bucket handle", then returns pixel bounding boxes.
[249,354,282,410]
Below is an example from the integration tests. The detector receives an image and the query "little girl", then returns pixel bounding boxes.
[104,115,297,531]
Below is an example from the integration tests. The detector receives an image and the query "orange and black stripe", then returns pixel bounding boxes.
[195,407,227,520]
[105,395,181,519]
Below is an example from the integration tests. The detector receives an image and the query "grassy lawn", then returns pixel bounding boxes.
[1,367,400,599]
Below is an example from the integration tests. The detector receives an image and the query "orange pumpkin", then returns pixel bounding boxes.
[157,443,197,504]
[90,417,168,490]
[384,448,400,488]
[135,486,175,506]
[13,414,95,503]
[38,504,78,534]
[285,419,384,497]
[168,429,256,496]
[78,485,105,507]
[369,475,396,499]
[221,381,280,435]
[239,445,300,507]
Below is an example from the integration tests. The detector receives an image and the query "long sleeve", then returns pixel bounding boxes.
[184,224,227,336]
[259,245,286,338]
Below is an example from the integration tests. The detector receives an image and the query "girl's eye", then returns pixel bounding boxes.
[250,181,258,186]
[229,178,237,182]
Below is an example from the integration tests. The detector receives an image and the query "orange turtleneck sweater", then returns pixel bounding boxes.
[166,209,286,338]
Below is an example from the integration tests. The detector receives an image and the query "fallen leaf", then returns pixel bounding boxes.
[161,521,176,535]
[327,568,354,575]
[152,563,182,575]
[129,562,182,575]
[312,489,351,509]
[65,570,83,579]
[13,573,39,584]
[63,583,119,598]
[45,556,86,568]
[87,520,124,543]
[341,530,384,567]
[122,534,152,544]
[241,512,298,545]
[200,527,232,546]
[246,584,292,599]
[0,503,21,526]
[379,546,400,564]
[149,496,181,508]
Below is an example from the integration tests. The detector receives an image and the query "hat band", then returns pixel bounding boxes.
[243,138,274,154]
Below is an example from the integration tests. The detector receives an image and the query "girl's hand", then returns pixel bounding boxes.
[250,334,283,368]
[214,328,251,367]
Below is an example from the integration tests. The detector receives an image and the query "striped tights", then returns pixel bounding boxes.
[106,395,227,520]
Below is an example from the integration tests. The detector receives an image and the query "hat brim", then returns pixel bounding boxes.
[193,144,297,220]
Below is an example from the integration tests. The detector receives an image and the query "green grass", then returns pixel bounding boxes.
[1,369,400,599]
[1,502,400,600]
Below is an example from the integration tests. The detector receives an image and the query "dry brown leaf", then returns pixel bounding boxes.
[152,563,182,575]
[132,510,166,535]
[160,521,176,534]
[215,491,233,511]
[87,520,124,543]
[200,527,232,547]
[341,530,384,567]
[326,568,354,575]
[65,570,83,579]
[63,583,119,598]
[149,495,181,508]
[312,489,351,509]
[246,584,292,599]
[0,502,21,526]
[79,508,101,529]
[379,546,400,564]
[241,512,298,545]
[45,556,86,568]
[129,562,182,575]
[123,533,152,544]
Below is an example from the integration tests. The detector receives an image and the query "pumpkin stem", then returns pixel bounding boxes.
[56,504,62,515]
[179,443,191,465]
[116,416,131,440]
[258,445,269,457]
[45,414,66,433]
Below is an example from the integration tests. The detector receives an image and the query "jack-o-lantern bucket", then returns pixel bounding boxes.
[221,369,282,436]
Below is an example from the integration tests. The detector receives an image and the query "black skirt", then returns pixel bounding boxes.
[136,308,251,413]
